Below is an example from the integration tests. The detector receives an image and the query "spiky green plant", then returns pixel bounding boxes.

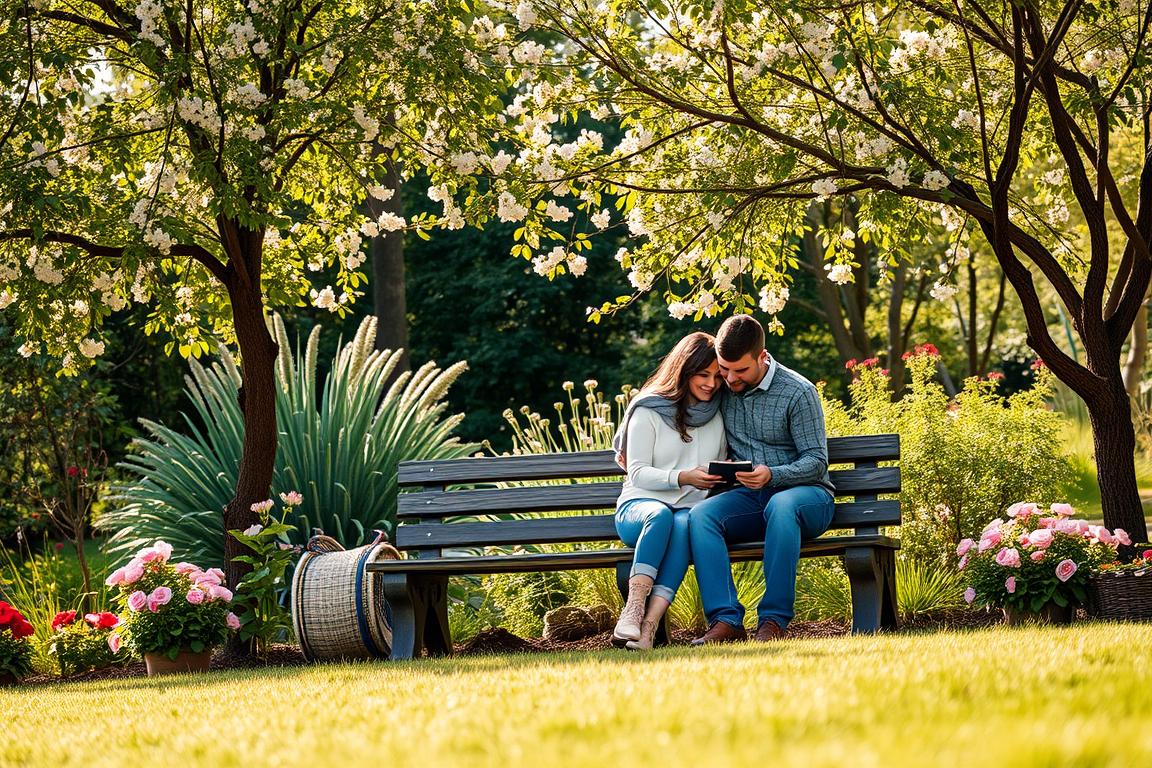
[100,315,478,566]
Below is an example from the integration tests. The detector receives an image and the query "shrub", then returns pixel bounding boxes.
[0,600,35,679]
[229,493,302,656]
[101,315,477,566]
[826,349,1072,566]
[46,611,128,676]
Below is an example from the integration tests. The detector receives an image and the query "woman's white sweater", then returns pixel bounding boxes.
[617,406,727,509]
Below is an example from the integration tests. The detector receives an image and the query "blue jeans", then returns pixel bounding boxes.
[689,485,835,629]
[615,498,692,603]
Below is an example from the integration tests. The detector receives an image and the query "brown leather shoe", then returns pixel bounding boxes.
[754,620,784,641]
[690,621,748,645]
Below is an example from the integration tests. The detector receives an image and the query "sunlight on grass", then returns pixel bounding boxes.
[4,623,1152,768]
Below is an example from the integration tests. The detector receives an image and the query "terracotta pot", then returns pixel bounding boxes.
[1003,602,1074,625]
[143,648,213,676]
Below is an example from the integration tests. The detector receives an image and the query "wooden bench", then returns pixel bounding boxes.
[369,433,901,659]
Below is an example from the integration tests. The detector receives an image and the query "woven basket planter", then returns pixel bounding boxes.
[291,533,402,661]
[1086,570,1152,622]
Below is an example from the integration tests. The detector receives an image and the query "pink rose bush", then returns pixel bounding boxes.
[106,540,237,662]
[959,503,1122,613]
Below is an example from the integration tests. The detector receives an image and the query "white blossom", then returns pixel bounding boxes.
[811,178,838,201]
[922,170,950,191]
[545,200,572,222]
[930,280,960,301]
[283,78,311,99]
[0,290,16,309]
[825,263,854,284]
[310,286,338,310]
[79,338,105,358]
[377,212,407,231]
[591,209,610,230]
[497,191,529,222]
[368,185,395,201]
[759,285,789,315]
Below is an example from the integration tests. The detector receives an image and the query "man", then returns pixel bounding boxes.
[689,315,835,643]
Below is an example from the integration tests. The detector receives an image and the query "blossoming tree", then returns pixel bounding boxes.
[433,0,1150,540]
[0,0,509,587]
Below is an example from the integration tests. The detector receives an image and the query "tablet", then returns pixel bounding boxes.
[708,460,754,482]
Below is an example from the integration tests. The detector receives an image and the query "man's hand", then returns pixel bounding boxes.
[735,465,772,489]
[678,466,723,490]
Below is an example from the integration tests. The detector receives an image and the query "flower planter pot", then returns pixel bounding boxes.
[143,649,213,676]
[1002,602,1073,625]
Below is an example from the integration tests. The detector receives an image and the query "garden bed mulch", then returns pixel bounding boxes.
[13,609,1009,685]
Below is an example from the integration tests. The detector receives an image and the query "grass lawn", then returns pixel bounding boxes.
[4,622,1152,767]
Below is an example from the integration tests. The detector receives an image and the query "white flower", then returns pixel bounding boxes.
[568,254,588,276]
[515,0,537,30]
[811,178,838,201]
[244,125,266,141]
[886,159,909,188]
[513,41,546,65]
[449,152,479,175]
[18,342,37,358]
[368,185,395,201]
[310,286,338,310]
[283,78,311,99]
[488,151,514,176]
[667,301,695,320]
[952,109,981,131]
[591,209,610,230]
[79,338,105,358]
[0,290,16,310]
[497,191,529,223]
[545,200,572,222]
[930,280,959,301]
[825,263,854,284]
[377,212,407,231]
[360,221,380,238]
[234,83,268,108]
[759,285,790,315]
[922,170,950,191]
[1043,168,1065,186]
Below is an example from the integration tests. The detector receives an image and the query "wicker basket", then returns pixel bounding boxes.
[1086,570,1152,621]
[291,532,402,661]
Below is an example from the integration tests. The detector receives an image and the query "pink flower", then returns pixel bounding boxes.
[995,548,1021,568]
[173,562,200,575]
[147,587,173,612]
[186,588,206,605]
[123,562,145,584]
[1007,502,1038,519]
[1027,529,1054,549]
[1090,526,1116,546]
[126,590,147,612]
[958,555,969,571]
[978,531,1002,552]
[1049,503,1075,517]
[209,585,234,602]
[104,567,127,587]
[279,491,303,506]
[1143,549,1152,562]
[107,634,122,654]
[1055,559,1078,582]
[1114,529,1132,547]
[964,587,976,604]
[226,612,241,630]
[1038,517,1058,529]
[136,541,172,563]
[206,568,226,583]
[1016,533,1030,546]
[1030,551,1047,562]
[1053,518,1079,535]
[956,539,975,557]
[1005,576,1016,594]
[243,524,264,536]
[981,518,1005,535]
[250,499,274,514]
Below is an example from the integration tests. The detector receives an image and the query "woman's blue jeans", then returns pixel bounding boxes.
[615,498,692,603]
[688,485,834,629]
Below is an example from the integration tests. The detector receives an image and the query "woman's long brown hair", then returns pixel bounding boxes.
[640,331,717,442]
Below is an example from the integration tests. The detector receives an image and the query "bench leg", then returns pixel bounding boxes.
[412,574,453,657]
[615,561,671,646]
[381,573,418,660]
[843,547,899,633]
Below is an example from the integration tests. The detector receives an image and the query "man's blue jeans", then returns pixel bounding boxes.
[615,498,692,603]
[689,485,835,629]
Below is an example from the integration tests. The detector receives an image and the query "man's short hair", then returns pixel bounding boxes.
[716,315,765,361]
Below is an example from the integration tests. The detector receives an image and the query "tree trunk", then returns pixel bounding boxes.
[222,266,280,598]
[369,159,409,367]
[1088,379,1148,545]
[1122,295,1148,397]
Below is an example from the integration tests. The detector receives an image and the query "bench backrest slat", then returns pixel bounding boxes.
[394,499,902,550]
[397,466,900,520]
[396,434,900,486]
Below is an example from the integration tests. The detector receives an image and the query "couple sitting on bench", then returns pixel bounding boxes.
[613,315,835,650]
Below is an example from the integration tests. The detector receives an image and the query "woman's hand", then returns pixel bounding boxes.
[678,466,723,489]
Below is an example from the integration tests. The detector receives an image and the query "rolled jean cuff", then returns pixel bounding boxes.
[651,585,676,603]
[630,563,659,580]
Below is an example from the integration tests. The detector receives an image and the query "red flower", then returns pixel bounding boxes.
[845,359,857,370]
[67,466,80,477]
[1030,359,1046,371]
[0,601,16,626]
[861,357,880,368]
[11,619,34,639]
[52,610,78,631]
[901,350,913,360]
[54,542,65,551]
[988,372,1004,381]
[84,612,120,630]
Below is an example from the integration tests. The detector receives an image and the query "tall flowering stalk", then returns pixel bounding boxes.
[501,380,634,456]
[959,503,1126,613]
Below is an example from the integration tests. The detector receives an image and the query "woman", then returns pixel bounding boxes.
[612,331,726,650]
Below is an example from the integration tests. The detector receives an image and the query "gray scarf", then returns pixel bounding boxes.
[612,392,722,463]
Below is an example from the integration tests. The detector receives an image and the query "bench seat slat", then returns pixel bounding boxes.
[397,467,901,519]
[394,500,901,550]
[397,434,901,486]
[369,534,901,575]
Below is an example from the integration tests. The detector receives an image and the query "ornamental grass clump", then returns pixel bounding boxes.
[106,540,238,661]
[47,610,129,676]
[0,600,35,680]
[958,503,1127,613]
